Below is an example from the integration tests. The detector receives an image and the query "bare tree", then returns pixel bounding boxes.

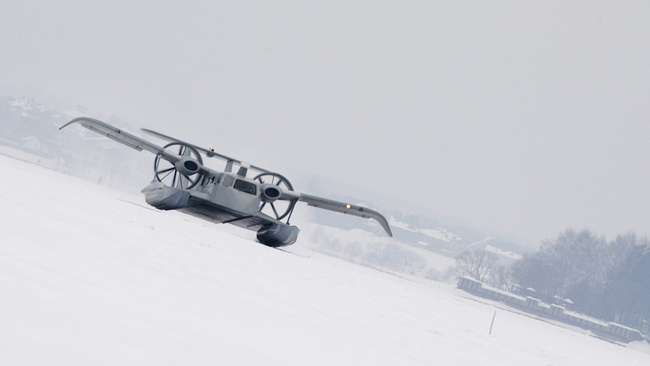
[450,249,499,282]
[488,265,511,290]
[510,229,647,315]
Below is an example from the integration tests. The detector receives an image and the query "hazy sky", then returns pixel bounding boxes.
[2,1,650,245]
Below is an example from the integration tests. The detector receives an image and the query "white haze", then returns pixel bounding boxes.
[2,1,650,245]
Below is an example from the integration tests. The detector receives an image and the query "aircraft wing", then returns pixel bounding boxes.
[60,117,166,156]
[298,193,393,237]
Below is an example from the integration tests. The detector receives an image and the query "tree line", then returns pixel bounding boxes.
[451,229,650,331]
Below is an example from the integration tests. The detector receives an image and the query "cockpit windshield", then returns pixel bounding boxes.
[233,179,257,195]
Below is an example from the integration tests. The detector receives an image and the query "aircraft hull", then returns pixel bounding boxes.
[143,184,300,246]
[256,223,300,247]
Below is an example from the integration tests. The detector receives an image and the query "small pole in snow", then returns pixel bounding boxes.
[489,310,497,335]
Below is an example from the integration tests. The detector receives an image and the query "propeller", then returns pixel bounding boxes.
[253,172,297,221]
[154,142,204,189]
[141,128,271,174]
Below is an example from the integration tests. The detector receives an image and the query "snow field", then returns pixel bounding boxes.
[1,154,649,365]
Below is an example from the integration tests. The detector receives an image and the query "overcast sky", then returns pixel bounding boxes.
[2,1,650,245]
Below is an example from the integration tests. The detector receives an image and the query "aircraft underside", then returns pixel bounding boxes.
[144,184,299,247]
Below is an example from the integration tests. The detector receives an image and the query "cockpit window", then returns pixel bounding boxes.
[234,179,257,195]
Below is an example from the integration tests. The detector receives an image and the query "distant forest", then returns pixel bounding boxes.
[452,229,650,332]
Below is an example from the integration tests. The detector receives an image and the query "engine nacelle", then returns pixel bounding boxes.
[260,183,283,203]
[175,156,202,176]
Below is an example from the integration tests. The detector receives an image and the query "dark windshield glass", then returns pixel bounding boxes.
[234,179,257,195]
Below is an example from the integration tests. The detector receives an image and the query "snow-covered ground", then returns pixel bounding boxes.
[1,153,649,365]
[299,223,456,281]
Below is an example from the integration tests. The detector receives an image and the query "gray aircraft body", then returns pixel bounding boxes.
[60,118,392,247]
